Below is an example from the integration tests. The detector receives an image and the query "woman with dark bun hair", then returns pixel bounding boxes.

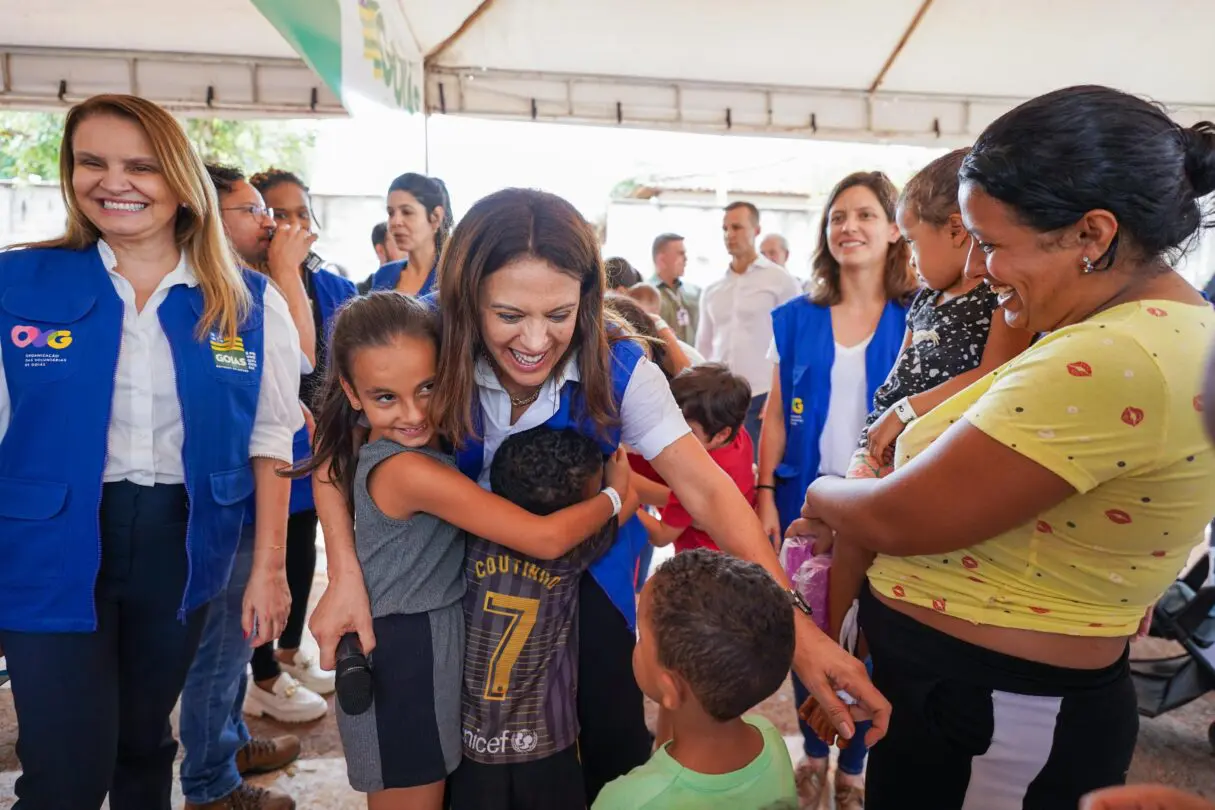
[367,172,452,297]
[791,86,1215,809]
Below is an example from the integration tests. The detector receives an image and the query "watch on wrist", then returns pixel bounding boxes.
[787,587,814,618]
[892,397,918,425]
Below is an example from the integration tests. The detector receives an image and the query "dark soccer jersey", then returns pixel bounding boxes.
[460,522,615,764]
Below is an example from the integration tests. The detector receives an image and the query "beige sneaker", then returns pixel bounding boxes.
[794,757,828,810]
[276,649,335,696]
[243,673,328,723]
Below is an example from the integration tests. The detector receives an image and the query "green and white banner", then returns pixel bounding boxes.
[251,0,424,114]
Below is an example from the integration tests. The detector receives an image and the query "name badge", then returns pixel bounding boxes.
[676,308,690,327]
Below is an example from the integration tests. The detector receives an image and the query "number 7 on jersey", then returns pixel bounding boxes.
[483,591,541,701]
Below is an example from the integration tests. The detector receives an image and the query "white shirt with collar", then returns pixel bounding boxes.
[695,254,803,398]
[471,346,690,489]
[0,241,304,486]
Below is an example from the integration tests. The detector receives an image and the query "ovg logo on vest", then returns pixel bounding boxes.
[209,333,257,373]
[11,325,73,370]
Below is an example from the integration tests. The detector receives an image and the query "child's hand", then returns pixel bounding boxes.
[865,407,905,466]
[606,447,632,501]
[798,695,841,747]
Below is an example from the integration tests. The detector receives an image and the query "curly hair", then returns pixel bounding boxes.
[489,427,603,517]
[647,548,794,722]
[249,167,308,196]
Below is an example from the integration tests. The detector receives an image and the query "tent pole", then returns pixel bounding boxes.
[868,0,934,94]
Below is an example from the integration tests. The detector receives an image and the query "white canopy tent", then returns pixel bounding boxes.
[3,0,1215,141]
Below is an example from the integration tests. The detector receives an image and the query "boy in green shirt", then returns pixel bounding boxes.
[593,549,798,810]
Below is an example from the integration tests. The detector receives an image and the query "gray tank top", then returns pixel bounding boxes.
[353,439,467,618]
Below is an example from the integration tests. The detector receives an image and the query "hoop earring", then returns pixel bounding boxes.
[1081,256,1096,274]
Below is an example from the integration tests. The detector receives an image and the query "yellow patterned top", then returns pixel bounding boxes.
[868,300,1215,636]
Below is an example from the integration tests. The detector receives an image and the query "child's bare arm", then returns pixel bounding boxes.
[369,450,626,560]
[632,474,672,507]
[637,508,681,548]
[828,536,875,645]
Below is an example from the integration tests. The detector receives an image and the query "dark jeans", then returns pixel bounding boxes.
[577,576,652,804]
[249,509,317,681]
[179,526,256,804]
[0,482,207,810]
[745,392,768,463]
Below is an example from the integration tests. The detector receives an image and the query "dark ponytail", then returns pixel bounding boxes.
[388,172,452,260]
[284,292,440,509]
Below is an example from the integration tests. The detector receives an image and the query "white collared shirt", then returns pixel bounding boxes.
[0,241,303,485]
[471,348,689,489]
[695,255,803,397]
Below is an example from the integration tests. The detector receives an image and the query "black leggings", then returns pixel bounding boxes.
[250,510,318,682]
[859,586,1138,810]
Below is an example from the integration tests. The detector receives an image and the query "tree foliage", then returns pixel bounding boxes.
[0,111,315,181]
[0,112,65,181]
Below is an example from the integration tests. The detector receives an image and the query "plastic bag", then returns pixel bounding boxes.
[782,535,831,632]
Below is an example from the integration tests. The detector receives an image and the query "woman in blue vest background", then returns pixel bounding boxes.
[309,188,893,802]
[247,168,357,709]
[757,171,915,808]
[0,95,300,810]
[366,172,452,297]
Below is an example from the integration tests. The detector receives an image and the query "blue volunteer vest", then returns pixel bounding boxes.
[0,246,266,632]
[455,338,647,629]
[771,296,908,532]
[369,258,437,298]
[288,267,357,515]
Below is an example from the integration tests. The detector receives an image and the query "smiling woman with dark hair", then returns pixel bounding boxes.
[792,85,1215,809]
[309,187,891,805]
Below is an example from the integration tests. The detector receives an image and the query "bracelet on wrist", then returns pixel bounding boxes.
[757,484,777,492]
[601,486,623,517]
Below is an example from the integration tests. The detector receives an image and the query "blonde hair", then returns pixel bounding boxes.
[28,94,249,339]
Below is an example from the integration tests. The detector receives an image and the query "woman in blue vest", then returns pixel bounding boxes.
[310,188,892,801]
[246,168,357,710]
[757,171,915,809]
[0,94,300,810]
[366,172,452,297]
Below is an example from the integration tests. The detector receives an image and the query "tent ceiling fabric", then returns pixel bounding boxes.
[3,0,1215,138]
[417,0,1215,143]
[0,0,342,115]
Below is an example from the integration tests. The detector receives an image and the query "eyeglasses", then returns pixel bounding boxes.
[221,205,275,219]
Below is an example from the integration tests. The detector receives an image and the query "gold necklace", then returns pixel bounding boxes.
[509,387,542,408]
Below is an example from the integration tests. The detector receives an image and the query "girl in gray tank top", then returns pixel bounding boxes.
[294,293,633,805]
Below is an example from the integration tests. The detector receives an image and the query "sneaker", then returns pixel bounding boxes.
[794,757,828,810]
[276,649,335,696]
[836,782,866,810]
[236,735,301,775]
[243,673,328,723]
[184,782,295,810]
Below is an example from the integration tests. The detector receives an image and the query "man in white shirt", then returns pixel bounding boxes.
[760,233,791,268]
[696,203,803,460]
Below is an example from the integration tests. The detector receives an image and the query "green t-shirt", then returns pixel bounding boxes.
[592,716,797,810]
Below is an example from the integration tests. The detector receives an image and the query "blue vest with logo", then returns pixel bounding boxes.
[0,246,266,632]
[771,297,908,532]
[288,267,356,515]
[454,339,647,629]
[369,258,437,298]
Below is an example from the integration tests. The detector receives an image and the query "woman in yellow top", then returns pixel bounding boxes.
[793,85,1215,810]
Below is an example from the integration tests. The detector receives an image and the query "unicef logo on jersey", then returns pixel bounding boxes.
[510,729,538,754]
